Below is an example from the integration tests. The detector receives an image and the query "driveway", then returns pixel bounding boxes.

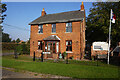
[2,69,34,78]
[2,67,70,79]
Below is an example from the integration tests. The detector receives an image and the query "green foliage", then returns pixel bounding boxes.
[2,42,30,54]
[0,3,7,31]
[2,32,11,42]
[63,51,67,57]
[86,2,120,47]
[11,40,16,43]
[15,44,22,54]
[20,42,30,54]
[0,3,7,24]
[2,43,17,50]
[16,38,21,43]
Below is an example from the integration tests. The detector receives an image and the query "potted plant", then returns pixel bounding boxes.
[63,52,67,59]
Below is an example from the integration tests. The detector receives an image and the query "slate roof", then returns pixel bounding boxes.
[43,35,60,40]
[29,10,84,25]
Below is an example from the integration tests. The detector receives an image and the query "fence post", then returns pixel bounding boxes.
[41,52,43,62]
[14,49,18,59]
[66,53,68,64]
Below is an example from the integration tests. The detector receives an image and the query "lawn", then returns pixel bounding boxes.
[2,55,119,78]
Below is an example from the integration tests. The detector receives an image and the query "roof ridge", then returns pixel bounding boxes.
[29,9,84,25]
[44,10,81,16]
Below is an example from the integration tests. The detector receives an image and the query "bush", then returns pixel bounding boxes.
[2,43,18,50]
[2,42,30,55]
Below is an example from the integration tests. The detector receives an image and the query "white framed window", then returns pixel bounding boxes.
[66,22,72,32]
[52,24,56,33]
[66,40,72,51]
[38,25,43,33]
[38,41,42,50]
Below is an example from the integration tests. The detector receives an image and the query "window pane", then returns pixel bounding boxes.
[66,22,72,32]
[38,41,40,45]
[38,41,42,50]
[66,41,68,45]
[66,46,68,51]
[38,25,43,33]
[69,46,72,51]
[52,24,56,33]
[66,40,72,51]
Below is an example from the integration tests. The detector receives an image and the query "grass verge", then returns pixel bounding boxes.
[2,57,119,78]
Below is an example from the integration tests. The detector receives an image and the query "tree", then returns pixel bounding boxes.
[0,3,7,28]
[11,40,16,43]
[86,2,120,47]
[0,3,7,42]
[16,38,21,43]
[2,32,11,42]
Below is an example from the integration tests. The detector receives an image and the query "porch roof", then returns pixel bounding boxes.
[43,35,60,40]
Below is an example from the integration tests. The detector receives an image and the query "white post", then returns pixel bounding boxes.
[108,9,112,64]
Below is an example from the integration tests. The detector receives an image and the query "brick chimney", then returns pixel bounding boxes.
[81,1,84,11]
[41,8,46,16]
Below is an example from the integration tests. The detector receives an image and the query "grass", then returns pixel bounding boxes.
[2,55,33,61]
[2,55,119,78]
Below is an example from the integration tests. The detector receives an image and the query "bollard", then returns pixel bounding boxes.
[41,52,43,62]
[33,51,35,61]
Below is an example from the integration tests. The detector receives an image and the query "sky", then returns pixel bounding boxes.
[3,2,93,41]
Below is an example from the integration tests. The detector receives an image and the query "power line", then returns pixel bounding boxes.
[3,23,30,31]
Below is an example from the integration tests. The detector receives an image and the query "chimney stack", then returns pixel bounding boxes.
[41,8,46,16]
[81,1,84,11]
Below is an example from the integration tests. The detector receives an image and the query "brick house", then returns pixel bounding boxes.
[29,2,86,60]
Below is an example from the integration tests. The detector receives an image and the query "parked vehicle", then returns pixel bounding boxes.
[91,42,108,60]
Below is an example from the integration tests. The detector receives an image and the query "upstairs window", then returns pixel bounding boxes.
[38,41,42,50]
[52,24,56,33]
[38,25,43,33]
[66,40,72,51]
[66,22,72,32]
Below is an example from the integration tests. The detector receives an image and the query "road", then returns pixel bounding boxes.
[2,69,34,78]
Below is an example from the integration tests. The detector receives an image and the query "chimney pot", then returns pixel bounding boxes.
[41,8,46,16]
[81,1,84,11]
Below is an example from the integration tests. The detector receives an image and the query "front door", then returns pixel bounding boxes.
[47,42,53,58]
[45,41,59,58]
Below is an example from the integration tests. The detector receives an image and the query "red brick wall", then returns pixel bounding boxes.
[30,21,85,60]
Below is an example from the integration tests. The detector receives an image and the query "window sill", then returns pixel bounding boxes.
[65,32,72,33]
[38,33,43,34]
[51,33,58,34]
[37,50,42,52]
[66,51,73,53]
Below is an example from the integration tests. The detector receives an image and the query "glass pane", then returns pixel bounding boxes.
[66,46,68,51]
[68,41,72,45]
[45,42,47,52]
[38,41,40,45]
[38,46,40,49]
[48,43,52,52]
[56,42,59,53]
[66,41,68,45]
[69,46,72,51]
[52,24,56,33]
[38,25,43,33]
